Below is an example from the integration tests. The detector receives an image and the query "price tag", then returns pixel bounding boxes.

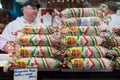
[14,68,37,80]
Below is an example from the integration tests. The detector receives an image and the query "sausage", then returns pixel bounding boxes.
[55,8,103,18]
[58,36,104,47]
[111,46,120,57]
[66,58,114,70]
[17,46,61,58]
[60,26,101,36]
[64,46,109,58]
[60,17,101,26]
[115,57,120,70]
[17,34,55,46]
[8,57,61,68]
[21,25,56,34]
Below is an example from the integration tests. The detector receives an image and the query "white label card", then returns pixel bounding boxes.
[14,68,37,80]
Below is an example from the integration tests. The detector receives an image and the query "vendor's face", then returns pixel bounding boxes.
[23,5,38,20]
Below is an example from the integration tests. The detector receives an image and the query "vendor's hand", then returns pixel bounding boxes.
[3,44,11,53]
[3,41,19,53]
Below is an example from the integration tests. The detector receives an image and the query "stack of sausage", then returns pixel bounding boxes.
[4,7,120,72]
[53,8,114,71]
[53,8,104,27]
[109,36,120,70]
[5,25,63,70]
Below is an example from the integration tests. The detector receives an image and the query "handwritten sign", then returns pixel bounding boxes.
[14,68,37,80]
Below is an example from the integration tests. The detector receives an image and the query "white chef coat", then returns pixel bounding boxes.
[0,16,43,51]
[0,35,8,51]
[100,14,120,36]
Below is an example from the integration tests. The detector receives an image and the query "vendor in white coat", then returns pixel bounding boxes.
[0,0,43,52]
[100,1,120,37]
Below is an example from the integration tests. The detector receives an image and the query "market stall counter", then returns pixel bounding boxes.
[0,67,120,80]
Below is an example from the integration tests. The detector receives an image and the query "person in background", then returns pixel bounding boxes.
[104,1,120,30]
[100,1,120,37]
[0,8,13,34]
[0,0,43,52]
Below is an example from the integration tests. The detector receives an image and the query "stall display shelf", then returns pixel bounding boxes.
[0,67,120,80]
[61,69,113,72]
